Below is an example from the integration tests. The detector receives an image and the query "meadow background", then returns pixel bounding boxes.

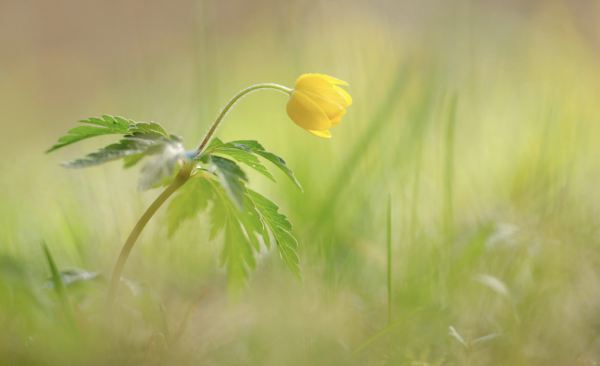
[2,0,600,365]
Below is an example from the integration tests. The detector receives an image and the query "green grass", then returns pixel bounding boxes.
[2,1,600,365]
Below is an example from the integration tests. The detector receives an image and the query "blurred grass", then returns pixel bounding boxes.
[3,0,600,365]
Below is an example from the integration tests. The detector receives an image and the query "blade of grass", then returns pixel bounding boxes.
[315,63,410,224]
[444,94,458,282]
[143,333,167,362]
[409,123,424,243]
[402,88,438,289]
[158,303,171,344]
[171,287,213,343]
[350,309,420,356]
[41,240,77,332]
[399,87,438,294]
[387,195,393,364]
[444,93,458,241]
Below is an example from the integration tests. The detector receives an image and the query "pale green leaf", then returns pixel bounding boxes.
[209,156,248,211]
[128,121,169,139]
[167,174,270,293]
[166,177,215,236]
[248,189,302,284]
[46,115,132,153]
[230,140,302,190]
[60,138,154,168]
[226,140,265,151]
[214,149,276,183]
[53,116,186,190]
[206,177,262,293]
[252,150,302,191]
[202,137,301,190]
[204,137,226,151]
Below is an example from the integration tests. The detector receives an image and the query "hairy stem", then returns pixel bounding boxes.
[195,83,292,155]
[104,171,189,320]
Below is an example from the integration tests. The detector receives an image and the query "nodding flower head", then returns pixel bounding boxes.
[286,74,352,138]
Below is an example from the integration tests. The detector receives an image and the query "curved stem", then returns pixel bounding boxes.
[104,171,189,320]
[195,83,292,155]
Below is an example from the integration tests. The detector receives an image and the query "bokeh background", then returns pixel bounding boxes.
[3,0,600,365]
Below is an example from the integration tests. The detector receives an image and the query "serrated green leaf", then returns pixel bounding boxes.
[203,137,302,190]
[138,151,182,191]
[166,173,301,291]
[277,240,302,283]
[248,189,302,285]
[205,177,262,293]
[113,116,132,127]
[221,217,256,292]
[167,174,269,293]
[128,121,169,138]
[123,153,146,168]
[132,134,184,168]
[204,137,252,153]
[48,115,173,154]
[53,115,186,190]
[227,140,266,151]
[47,115,132,153]
[60,138,154,168]
[252,150,302,191]
[102,114,130,128]
[167,177,215,236]
[210,156,248,211]
[237,193,265,252]
[229,140,302,191]
[59,133,185,175]
[247,189,293,232]
[204,137,226,151]
[261,222,271,250]
[214,149,276,183]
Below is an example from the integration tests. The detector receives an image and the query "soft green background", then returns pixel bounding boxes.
[2,0,600,364]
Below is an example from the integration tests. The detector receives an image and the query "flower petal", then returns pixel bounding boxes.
[333,85,352,106]
[295,74,348,88]
[319,74,349,86]
[330,110,346,127]
[298,88,346,119]
[286,91,331,131]
[307,129,331,138]
[295,74,334,89]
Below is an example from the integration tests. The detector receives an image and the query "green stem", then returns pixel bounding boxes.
[195,83,292,155]
[104,171,189,319]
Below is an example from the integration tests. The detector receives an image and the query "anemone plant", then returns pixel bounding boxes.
[47,74,352,320]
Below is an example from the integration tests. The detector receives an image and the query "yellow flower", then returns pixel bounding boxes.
[286,74,352,138]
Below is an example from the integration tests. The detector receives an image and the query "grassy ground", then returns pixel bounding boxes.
[2,1,600,365]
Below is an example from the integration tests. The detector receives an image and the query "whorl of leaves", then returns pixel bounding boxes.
[48,118,304,290]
